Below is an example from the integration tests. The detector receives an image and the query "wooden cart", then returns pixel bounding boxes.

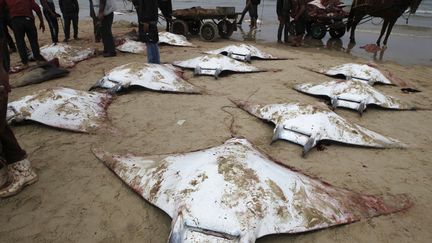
[170,7,238,41]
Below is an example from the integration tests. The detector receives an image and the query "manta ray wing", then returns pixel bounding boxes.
[159,32,195,47]
[93,138,411,242]
[7,87,112,132]
[116,39,147,54]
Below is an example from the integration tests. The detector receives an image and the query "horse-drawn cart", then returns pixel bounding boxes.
[170,7,238,41]
[304,0,349,39]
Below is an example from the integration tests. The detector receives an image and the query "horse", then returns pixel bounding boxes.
[347,0,423,46]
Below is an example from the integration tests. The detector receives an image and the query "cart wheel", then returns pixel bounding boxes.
[329,23,346,39]
[305,22,312,35]
[189,21,201,35]
[218,20,234,39]
[310,24,327,39]
[171,20,189,36]
[200,21,219,41]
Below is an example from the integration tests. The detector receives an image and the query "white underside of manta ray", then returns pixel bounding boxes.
[233,100,405,155]
[93,138,411,243]
[205,44,285,62]
[91,63,200,94]
[159,32,194,47]
[7,87,112,133]
[116,32,193,54]
[319,63,392,85]
[40,43,96,68]
[294,79,416,114]
[173,54,263,78]
[116,39,146,54]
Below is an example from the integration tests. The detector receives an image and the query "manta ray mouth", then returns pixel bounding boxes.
[181,225,240,242]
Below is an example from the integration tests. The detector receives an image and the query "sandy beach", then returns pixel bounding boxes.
[1,19,432,242]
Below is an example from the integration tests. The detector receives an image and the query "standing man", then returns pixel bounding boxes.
[94,0,117,57]
[59,0,79,42]
[41,0,60,44]
[158,0,172,32]
[276,0,291,43]
[290,0,306,47]
[137,0,160,64]
[0,0,46,68]
[249,0,261,29]
[0,35,38,198]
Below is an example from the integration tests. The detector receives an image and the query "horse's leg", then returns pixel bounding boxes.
[383,18,397,47]
[349,16,362,44]
[377,19,389,46]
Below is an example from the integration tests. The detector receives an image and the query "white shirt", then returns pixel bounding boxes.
[93,0,118,16]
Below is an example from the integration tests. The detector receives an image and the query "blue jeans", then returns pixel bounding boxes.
[146,42,160,64]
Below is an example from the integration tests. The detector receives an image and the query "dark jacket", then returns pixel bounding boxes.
[277,0,291,17]
[59,0,79,17]
[158,0,172,18]
[137,0,159,43]
[251,0,261,5]
[137,0,158,22]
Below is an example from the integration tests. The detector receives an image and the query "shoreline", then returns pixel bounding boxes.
[106,10,432,66]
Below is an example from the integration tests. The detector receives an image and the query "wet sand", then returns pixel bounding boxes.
[0,20,432,242]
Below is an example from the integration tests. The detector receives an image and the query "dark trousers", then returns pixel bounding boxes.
[63,14,78,40]
[3,24,16,51]
[159,1,172,31]
[249,4,259,19]
[0,18,9,71]
[44,11,59,43]
[100,12,115,54]
[92,17,101,42]
[278,16,290,42]
[10,17,44,64]
[1,40,9,72]
[0,88,27,165]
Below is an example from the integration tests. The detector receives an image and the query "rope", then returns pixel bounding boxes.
[220,106,238,137]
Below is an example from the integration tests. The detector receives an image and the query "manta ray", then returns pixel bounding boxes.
[294,79,416,114]
[93,138,411,242]
[310,63,419,92]
[40,43,96,68]
[7,87,112,133]
[11,62,69,88]
[317,63,392,85]
[90,63,200,94]
[159,32,195,47]
[205,44,286,62]
[121,30,194,47]
[116,39,146,54]
[233,100,405,155]
[173,54,263,78]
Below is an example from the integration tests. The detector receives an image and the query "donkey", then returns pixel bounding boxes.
[347,0,423,46]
